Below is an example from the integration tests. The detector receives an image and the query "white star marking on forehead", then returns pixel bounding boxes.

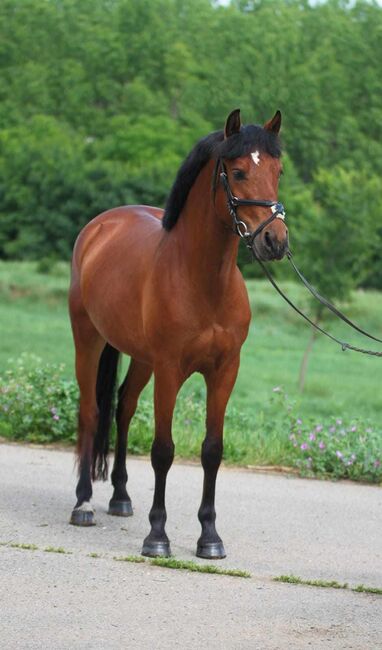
[251,150,260,166]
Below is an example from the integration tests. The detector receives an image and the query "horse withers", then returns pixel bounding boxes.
[69,109,288,559]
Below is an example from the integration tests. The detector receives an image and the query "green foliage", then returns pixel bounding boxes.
[288,412,382,482]
[290,165,382,306]
[0,0,381,290]
[0,354,78,443]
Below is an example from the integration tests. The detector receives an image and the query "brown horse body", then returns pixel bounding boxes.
[69,109,287,558]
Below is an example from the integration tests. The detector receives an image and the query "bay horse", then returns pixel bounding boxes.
[69,109,288,559]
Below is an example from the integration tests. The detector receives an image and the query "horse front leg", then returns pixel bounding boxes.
[141,365,182,558]
[197,356,240,559]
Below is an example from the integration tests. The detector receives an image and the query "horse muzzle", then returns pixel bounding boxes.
[252,229,289,261]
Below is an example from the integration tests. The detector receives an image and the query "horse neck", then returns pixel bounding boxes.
[173,161,240,291]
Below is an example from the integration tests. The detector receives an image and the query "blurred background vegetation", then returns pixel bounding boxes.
[0,0,381,477]
[0,0,381,286]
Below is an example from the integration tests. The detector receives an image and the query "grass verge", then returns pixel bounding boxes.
[113,555,251,578]
[1,262,382,481]
[273,574,382,595]
[44,546,72,554]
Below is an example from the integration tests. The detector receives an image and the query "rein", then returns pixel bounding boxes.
[218,159,382,358]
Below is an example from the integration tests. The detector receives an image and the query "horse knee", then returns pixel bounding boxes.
[201,437,223,472]
[151,439,174,474]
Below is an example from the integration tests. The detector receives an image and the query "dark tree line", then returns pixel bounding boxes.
[0,0,381,290]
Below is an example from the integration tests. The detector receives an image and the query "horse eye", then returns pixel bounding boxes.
[232,169,246,181]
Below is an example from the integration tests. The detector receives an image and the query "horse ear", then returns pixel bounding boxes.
[264,110,282,134]
[224,109,241,139]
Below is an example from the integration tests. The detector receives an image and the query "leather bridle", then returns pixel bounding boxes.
[218,159,286,249]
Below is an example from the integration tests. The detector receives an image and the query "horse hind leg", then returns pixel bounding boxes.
[108,358,152,517]
[69,294,106,526]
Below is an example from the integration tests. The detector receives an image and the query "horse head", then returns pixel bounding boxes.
[216,108,288,261]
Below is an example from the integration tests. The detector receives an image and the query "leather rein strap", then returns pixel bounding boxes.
[218,159,382,358]
[256,253,382,357]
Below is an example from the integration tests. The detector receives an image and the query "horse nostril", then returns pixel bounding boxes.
[264,230,273,250]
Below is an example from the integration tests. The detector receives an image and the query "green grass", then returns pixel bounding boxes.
[273,574,382,595]
[352,584,382,595]
[1,260,382,473]
[9,542,38,551]
[114,555,250,578]
[44,546,72,554]
[273,574,348,589]
[1,260,381,421]
[114,555,146,564]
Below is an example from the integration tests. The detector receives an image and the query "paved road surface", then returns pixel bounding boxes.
[1,442,381,649]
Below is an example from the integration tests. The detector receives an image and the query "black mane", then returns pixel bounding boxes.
[162,124,281,231]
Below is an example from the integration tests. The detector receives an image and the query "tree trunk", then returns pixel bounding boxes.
[298,313,321,393]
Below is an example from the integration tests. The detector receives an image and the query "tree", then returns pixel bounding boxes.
[290,165,382,390]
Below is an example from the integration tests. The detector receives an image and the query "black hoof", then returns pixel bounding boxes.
[141,538,171,558]
[108,499,133,517]
[196,540,226,560]
[70,509,96,527]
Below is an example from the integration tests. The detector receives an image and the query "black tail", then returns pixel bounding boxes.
[92,343,120,481]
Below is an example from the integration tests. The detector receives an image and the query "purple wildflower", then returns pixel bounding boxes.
[53,414,60,421]
[300,442,309,451]
[297,418,302,425]
[374,460,381,468]
[336,418,342,426]
[319,441,326,450]
[315,424,323,433]
[336,450,343,459]
[309,432,316,441]
[350,425,357,433]
[329,426,336,434]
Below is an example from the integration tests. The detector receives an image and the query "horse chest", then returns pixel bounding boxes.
[182,325,238,374]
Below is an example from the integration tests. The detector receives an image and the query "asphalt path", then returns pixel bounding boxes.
[1,442,381,649]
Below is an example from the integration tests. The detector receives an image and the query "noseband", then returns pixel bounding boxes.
[218,160,286,249]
